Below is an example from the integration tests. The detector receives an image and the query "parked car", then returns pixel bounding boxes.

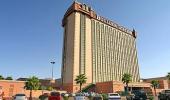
[48,92,61,100]
[158,89,170,100]
[131,90,147,100]
[92,95,103,100]
[69,93,76,97]
[61,93,65,97]
[108,93,121,100]
[13,94,27,100]
[39,93,50,100]
[74,93,86,100]
[81,92,90,97]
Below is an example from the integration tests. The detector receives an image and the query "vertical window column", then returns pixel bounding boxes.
[80,14,86,75]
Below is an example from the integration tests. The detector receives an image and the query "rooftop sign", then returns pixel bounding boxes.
[96,15,132,34]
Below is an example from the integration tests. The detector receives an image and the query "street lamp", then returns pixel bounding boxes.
[50,61,55,80]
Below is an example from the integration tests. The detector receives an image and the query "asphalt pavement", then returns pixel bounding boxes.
[62,96,158,100]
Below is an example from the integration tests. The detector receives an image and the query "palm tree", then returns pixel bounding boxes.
[151,80,159,96]
[74,74,87,92]
[25,76,40,100]
[166,72,170,88]
[5,76,13,80]
[0,75,4,80]
[122,73,132,92]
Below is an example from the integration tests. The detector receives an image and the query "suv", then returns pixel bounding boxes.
[130,90,147,100]
[158,89,170,100]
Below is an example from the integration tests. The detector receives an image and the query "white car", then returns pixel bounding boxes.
[74,93,85,100]
[14,94,27,100]
[108,93,121,100]
[70,93,76,97]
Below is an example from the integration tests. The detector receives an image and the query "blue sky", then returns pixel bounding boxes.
[0,0,170,79]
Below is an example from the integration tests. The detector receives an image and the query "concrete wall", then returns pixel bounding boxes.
[0,80,67,99]
[0,80,51,98]
[96,81,124,93]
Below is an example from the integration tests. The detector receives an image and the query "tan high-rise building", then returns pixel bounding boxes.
[61,1,140,92]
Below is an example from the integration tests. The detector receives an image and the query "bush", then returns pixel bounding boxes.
[148,95,154,100]
[117,91,129,96]
[101,94,108,100]
[63,96,69,100]
[39,95,48,100]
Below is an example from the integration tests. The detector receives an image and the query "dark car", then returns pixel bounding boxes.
[158,89,170,100]
[131,90,147,100]
[48,92,61,100]
[39,93,50,100]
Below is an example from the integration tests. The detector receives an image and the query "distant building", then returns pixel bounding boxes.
[0,80,51,99]
[143,76,170,94]
[95,81,151,93]
[0,80,25,98]
[61,1,140,92]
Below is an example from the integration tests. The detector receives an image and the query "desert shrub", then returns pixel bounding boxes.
[101,94,108,100]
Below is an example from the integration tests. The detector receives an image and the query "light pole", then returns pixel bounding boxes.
[50,61,55,80]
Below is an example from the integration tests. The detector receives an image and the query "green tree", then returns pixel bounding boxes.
[5,76,13,80]
[0,75,4,80]
[151,80,159,96]
[74,74,87,92]
[166,72,170,85]
[25,76,40,100]
[122,73,132,92]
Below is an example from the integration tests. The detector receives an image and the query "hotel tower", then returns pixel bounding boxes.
[61,1,140,92]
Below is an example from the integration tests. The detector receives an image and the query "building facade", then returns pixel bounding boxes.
[95,81,151,93]
[143,77,170,95]
[61,1,140,92]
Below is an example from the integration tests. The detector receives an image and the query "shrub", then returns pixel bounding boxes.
[101,94,108,100]
[63,96,69,100]
[148,95,154,100]
[39,95,48,100]
[117,91,129,96]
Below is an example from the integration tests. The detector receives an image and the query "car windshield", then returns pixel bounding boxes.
[50,92,60,96]
[109,94,119,96]
[15,94,26,96]
[165,90,170,93]
[132,91,146,96]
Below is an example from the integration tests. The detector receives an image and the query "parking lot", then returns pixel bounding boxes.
[62,96,127,100]
[62,96,158,100]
